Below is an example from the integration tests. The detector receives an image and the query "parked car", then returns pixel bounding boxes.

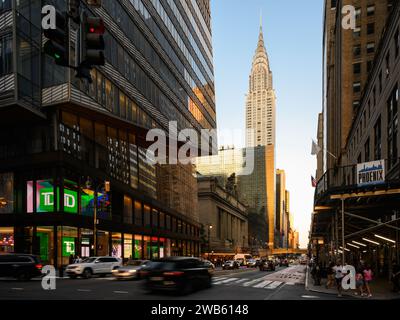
[0,254,43,281]
[259,260,276,272]
[112,260,149,280]
[246,259,258,268]
[142,257,212,295]
[222,260,239,270]
[65,256,122,279]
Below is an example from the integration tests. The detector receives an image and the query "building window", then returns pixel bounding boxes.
[353,63,361,75]
[0,0,11,12]
[353,100,360,111]
[134,201,142,226]
[374,117,382,160]
[353,82,361,93]
[367,5,375,16]
[355,8,361,20]
[367,23,375,35]
[353,27,361,39]
[353,45,361,57]
[387,86,398,167]
[367,42,375,54]
[0,34,12,76]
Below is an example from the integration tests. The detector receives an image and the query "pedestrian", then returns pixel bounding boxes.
[363,265,373,298]
[333,261,344,297]
[391,261,400,293]
[354,268,365,296]
[326,261,335,289]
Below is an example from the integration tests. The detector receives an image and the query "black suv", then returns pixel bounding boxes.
[0,254,43,281]
[142,257,212,295]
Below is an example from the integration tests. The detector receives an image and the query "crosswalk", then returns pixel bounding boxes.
[212,276,285,291]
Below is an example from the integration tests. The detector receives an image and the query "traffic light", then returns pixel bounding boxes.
[82,15,105,66]
[43,11,69,67]
[77,14,105,82]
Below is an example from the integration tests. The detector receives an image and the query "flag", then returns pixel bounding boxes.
[311,176,317,188]
[311,140,322,156]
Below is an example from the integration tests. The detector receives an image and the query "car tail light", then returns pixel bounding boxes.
[163,271,184,276]
[140,271,149,276]
[35,264,43,270]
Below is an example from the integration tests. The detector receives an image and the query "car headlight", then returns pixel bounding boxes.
[112,269,119,273]
[128,270,137,273]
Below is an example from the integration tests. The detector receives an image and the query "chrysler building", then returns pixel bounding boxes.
[245,24,276,147]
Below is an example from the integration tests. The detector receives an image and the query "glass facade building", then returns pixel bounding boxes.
[0,0,215,268]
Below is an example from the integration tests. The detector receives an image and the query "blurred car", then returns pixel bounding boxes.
[246,259,258,268]
[0,254,43,281]
[142,257,212,295]
[222,260,239,270]
[65,256,122,279]
[259,260,276,272]
[112,260,149,280]
[280,259,289,267]
[201,260,215,274]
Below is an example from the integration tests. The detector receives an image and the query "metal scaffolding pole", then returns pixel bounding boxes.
[341,199,345,264]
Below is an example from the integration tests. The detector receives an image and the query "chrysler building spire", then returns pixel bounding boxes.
[246,22,276,147]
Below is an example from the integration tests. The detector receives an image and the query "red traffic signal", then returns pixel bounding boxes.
[86,17,105,34]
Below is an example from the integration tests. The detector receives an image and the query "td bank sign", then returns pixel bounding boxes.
[39,188,78,213]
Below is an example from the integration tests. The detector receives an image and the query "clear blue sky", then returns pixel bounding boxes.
[210,0,324,247]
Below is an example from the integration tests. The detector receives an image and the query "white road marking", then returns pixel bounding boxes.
[214,278,239,285]
[212,277,227,282]
[243,278,267,287]
[77,289,92,292]
[254,280,273,288]
[302,295,320,299]
[233,278,249,284]
[264,281,283,290]
[113,291,129,294]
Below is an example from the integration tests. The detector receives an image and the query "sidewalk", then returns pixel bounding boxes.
[305,267,400,300]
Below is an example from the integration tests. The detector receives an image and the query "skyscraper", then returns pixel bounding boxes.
[246,24,276,148]
[244,22,276,250]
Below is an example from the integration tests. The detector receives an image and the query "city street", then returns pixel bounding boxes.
[0,265,351,300]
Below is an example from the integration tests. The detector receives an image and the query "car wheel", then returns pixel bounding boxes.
[83,268,92,279]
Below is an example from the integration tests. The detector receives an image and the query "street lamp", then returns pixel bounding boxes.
[208,225,213,258]
[85,177,110,257]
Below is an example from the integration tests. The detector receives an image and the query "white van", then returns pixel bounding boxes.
[234,254,252,266]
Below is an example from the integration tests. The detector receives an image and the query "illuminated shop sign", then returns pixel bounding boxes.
[39,189,78,213]
[62,237,76,257]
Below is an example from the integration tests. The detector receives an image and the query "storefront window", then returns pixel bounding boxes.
[124,234,133,259]
[165,239,171,257]
[112,233,122,258]
[134,235,143,259]
[80,229,93,258]
[0,227,14,253]
[36,227,54,265]
[97,230,110,256]
[143,236,151,259]
[27,181,33,213]
[0,173,13,214]
[151,237,159,259]
[36,180,55,212]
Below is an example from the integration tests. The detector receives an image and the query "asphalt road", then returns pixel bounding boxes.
[0,265,352,300]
